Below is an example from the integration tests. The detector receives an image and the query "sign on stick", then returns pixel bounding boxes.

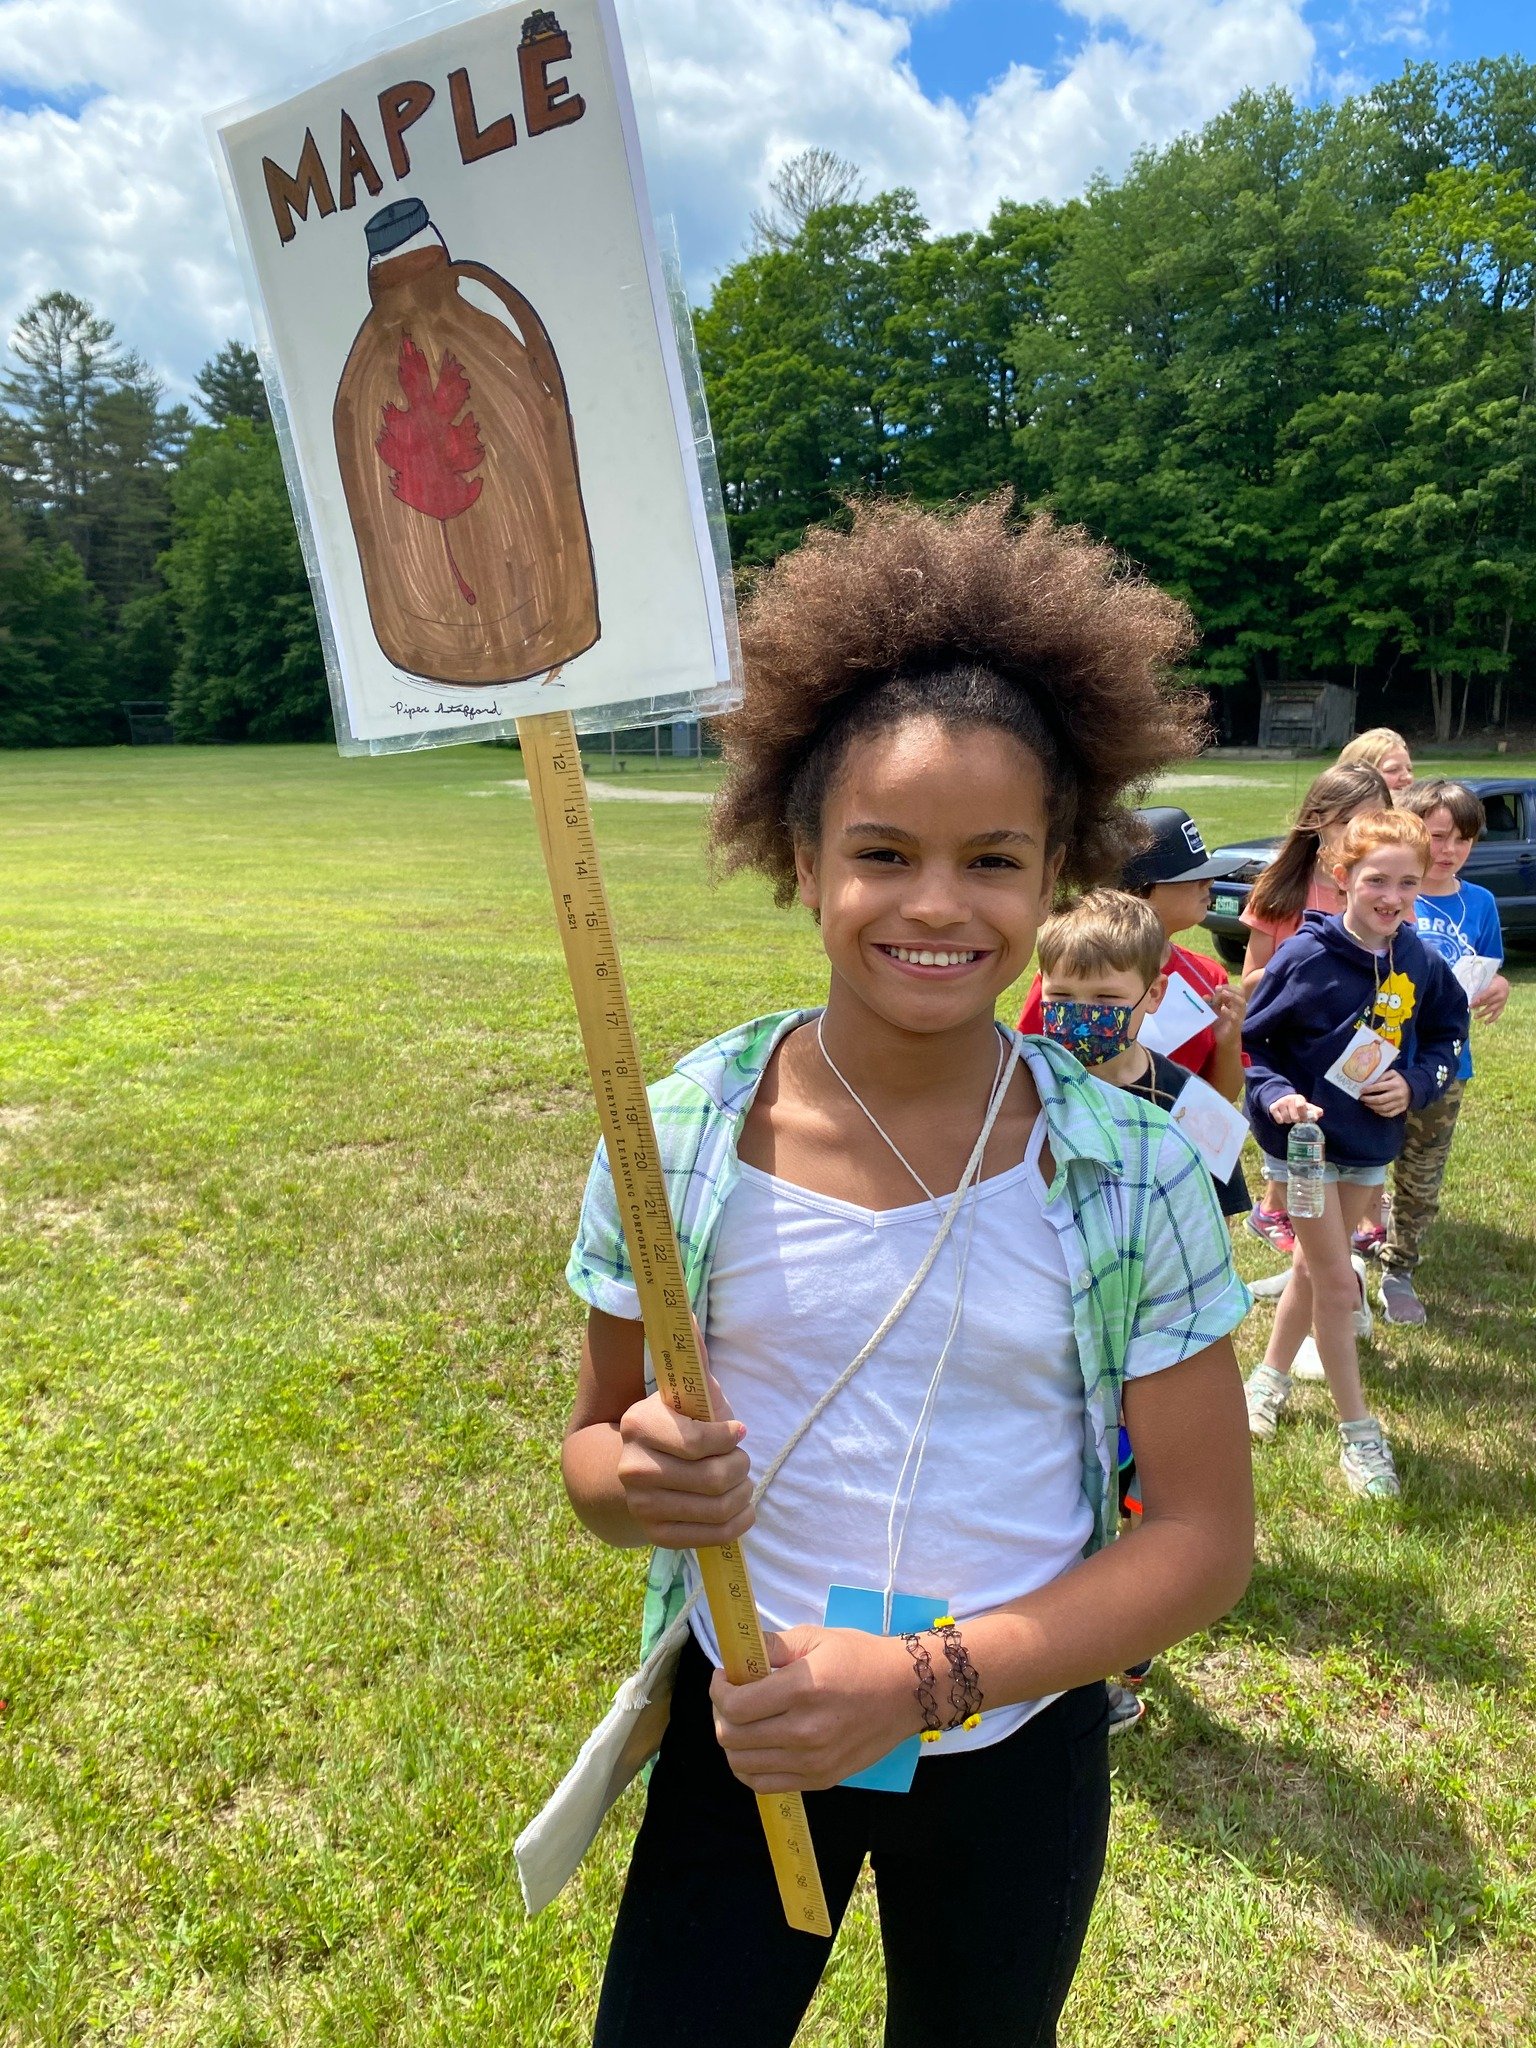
[211,0,734,752]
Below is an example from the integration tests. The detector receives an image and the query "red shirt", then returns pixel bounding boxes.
[1019,940,1229,1087]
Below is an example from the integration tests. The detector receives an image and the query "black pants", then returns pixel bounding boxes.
[594,1635,1111,2048]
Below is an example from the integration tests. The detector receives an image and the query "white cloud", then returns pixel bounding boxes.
[0,0,1316,402]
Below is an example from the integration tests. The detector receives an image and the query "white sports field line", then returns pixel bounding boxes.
[472,768,1270,804]
[490,778,713,805]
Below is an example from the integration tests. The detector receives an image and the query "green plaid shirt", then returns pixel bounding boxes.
[567,1010,1251,1658]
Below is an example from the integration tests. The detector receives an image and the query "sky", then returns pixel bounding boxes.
[0,0,1528,406]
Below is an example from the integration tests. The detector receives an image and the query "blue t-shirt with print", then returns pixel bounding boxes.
[1414,883,1503,1080]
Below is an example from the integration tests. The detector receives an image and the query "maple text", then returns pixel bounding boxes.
[262,22,587,248]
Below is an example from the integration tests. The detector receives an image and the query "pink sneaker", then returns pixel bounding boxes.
[1352,1222,1387,1259]
[1246,1204,1296,1256]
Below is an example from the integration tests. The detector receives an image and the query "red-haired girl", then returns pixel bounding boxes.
[1241,810,1467,1498]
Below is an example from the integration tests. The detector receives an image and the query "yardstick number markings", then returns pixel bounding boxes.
[517,710,832,1939]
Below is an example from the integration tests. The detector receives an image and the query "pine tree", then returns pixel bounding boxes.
[194,340,271,426]
[0,290,124,567]
[1,293,187,616]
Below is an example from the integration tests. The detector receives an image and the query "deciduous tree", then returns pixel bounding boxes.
[162,420,328,743]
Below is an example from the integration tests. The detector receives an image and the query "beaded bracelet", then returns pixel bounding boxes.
[933,1615,984,1732]
[901,1632,944,1743]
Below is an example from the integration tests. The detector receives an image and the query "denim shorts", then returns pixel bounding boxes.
[1262,1155,1389,1189]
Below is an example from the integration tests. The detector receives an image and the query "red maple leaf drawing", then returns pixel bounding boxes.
[376,334,485,606]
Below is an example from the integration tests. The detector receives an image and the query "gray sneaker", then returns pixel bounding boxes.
[1339,1419,1400,1499]
[1244,1364,1293,1441]
[1379,1271,1426,1326]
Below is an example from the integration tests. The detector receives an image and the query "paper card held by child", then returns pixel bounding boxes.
[1323,1024,1399,1100]
[1166,1073,1249,1183]
[1137,975,1216,1057]
[210,0,736,754]
[1451,953,1501,1003]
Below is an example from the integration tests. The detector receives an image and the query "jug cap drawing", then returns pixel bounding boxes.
[367,198,430,258]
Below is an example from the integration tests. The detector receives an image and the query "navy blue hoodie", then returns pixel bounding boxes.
[1243,912,1468,1167]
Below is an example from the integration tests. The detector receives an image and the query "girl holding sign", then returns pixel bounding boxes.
[560,499,1253,2047]
[1241,809,1467,1498]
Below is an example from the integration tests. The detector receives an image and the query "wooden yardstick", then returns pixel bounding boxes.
[517,709,832,1939]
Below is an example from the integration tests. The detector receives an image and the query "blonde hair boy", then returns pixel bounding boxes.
[1036,888,1166,990]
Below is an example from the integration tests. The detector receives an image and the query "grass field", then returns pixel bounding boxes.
[1,742,1532,2046]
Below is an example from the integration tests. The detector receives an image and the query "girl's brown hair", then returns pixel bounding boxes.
[1246,762,1391,926]
[710,495,1206,905]
[1333,809,1431,874]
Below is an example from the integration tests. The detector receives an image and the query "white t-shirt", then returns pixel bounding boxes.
[691,1116,1090,1754]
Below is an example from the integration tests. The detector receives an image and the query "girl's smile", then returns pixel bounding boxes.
[874,944,991,975]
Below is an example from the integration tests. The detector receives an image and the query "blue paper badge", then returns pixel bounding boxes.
[822,1584,950,1793]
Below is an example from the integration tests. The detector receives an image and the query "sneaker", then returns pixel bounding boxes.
[1352,1222,1387,1259]
[1293,1334,1326,1381]
[1351,1254,1374,1342]
[1107,1681,1146,1734]
[1248,1270,1289,1300]
[1379,1270,1426,1325]
[1339,1419,1401,1499]
[1247,1204,1295,1256]
[1121,1659,1153,1689]
[1244,1363,1293,1440]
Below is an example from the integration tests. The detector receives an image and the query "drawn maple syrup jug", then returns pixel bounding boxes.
[333,196,599,685]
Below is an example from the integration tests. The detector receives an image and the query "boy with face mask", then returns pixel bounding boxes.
[1037,888,1250,1730]
[1037,890,1249,1223]
[1021,808,1249,1100]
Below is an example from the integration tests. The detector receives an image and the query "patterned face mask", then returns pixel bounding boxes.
[1040,998,1139,1068]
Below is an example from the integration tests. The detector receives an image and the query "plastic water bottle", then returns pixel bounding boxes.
[1287,1121,1326,1219]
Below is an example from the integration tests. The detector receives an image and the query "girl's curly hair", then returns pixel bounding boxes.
[710,495,1206,904]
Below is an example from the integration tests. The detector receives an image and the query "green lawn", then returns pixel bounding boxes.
[1,743,1532,2045]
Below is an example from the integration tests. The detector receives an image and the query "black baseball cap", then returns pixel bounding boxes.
[1120,808,1248,889]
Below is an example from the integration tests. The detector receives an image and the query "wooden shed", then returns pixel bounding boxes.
[1257,683,1356,752]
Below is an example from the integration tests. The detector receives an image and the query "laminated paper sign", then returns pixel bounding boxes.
[211,0,735,752]
[1323,1024,1400,1101]
[1136,974,1217,1058]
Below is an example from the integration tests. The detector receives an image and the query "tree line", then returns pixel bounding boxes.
[0,305,325,747]
[2,57,1533,748]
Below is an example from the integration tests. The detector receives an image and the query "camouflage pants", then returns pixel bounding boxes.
[1382,1080,1467,1276]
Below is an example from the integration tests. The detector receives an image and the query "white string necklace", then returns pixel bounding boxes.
[1426,883,1468,941]
[815,1011,1014,1630]
[668,1028,1024,1657]
[815,1013,1006,1207]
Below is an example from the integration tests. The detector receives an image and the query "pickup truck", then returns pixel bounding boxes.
[1201,775,1536,967]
